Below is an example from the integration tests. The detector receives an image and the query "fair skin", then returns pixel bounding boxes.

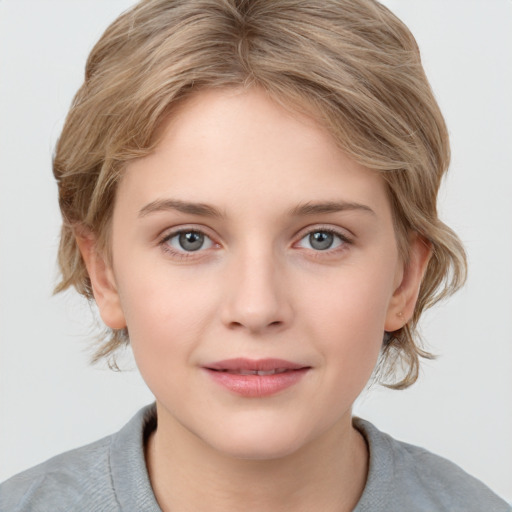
[78,87,430,512]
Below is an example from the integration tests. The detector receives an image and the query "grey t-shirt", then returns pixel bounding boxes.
[1,404,509,511]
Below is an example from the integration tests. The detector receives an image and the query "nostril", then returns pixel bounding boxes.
[227,319,283,331]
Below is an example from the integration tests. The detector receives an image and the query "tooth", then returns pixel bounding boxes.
[223,368,293,376]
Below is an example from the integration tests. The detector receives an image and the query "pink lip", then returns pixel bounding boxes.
[203,358,310,397]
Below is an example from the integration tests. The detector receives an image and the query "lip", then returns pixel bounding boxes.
[203,358,310,397]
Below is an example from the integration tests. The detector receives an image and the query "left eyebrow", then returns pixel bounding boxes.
[138,199,225,219]
[289,200,376,217]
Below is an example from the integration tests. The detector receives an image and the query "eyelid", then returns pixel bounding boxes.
[167,231,214,251]
[158,224,218,242]
[292,225,354,256]
[158,225,221,258]
[294,224,353,244]
[156,223,353,259]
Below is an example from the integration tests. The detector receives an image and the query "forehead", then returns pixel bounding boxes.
[117,87,391,219]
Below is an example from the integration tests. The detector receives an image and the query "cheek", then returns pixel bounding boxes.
[300,264,395,373]
[115,265,219,363]
[305,263,394,333]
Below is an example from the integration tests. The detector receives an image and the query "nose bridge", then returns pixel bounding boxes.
[222,240,291,332]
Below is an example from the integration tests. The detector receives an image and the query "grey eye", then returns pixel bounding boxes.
[179,232,204,251]
[309,231,334,250]
[168,231,213,252]
[297,230,345,251]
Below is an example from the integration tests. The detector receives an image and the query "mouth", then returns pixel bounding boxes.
[203,358,310,397]
[205,357,308,373]
[214,368,293,376]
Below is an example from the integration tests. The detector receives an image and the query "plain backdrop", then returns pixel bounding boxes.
[1,0,511,502]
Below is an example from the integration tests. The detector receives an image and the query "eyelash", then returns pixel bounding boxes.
[158,228,217,260]
[295,227,353,254]
[158,226,353,260]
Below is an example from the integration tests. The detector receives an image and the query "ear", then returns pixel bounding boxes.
[75,230,127,330]
[385,234,432,332]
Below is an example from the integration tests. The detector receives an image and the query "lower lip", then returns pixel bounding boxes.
[204,368,309,397]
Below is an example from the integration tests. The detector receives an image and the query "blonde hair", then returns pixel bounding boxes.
[54,0,467,388]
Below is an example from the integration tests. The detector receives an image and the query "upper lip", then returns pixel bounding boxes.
[205,358,309,373]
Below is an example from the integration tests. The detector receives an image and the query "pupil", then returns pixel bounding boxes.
[179,231,204,251]
[310,231,333,250]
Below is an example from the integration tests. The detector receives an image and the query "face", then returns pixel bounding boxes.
[92,88,414,459]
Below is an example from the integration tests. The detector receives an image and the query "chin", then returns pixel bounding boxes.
[215,436,306,461]
[199,417,314,461]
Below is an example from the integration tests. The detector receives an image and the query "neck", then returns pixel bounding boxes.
[145,404,368,512]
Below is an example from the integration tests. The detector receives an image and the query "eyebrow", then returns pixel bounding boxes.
[138,199,225,218]
[138,198,376,219]
[289,200,376,217]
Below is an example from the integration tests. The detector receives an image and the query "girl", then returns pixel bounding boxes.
[1,1,509,510]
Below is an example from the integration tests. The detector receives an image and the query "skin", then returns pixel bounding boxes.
[78,87,430,512]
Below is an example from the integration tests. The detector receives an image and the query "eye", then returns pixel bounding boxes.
[164,230,214,252]
[296,229,347,251]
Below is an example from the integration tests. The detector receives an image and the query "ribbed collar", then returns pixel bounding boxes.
[352,417,394,511]
[107,406,393,512]
[110,403,161,512]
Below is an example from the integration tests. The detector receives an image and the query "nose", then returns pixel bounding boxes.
[220,247,293,334]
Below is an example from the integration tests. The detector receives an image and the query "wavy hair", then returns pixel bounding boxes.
[54,0,467,388]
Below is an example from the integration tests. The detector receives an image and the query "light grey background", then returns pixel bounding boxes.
[1,0,511,502]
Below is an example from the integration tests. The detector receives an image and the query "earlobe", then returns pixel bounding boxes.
[385,234,432,332]
[75,231,127,330]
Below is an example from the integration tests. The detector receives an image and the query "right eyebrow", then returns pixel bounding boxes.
[289,200,376,217]
[138,199,225,219]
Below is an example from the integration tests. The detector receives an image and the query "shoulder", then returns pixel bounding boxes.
[353,418,511,512]
[0,434,119,512]
[0,404,159,512]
